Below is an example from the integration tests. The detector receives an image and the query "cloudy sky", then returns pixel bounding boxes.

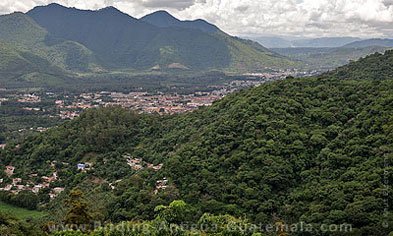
[1,0,393,38]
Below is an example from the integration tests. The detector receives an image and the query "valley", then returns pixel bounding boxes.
[0,2,392,236]
[0,50,392,235]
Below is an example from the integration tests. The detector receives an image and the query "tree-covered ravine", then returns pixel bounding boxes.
[1,51,393,235]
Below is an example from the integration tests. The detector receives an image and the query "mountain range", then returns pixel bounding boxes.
[254,36,393,49]
[341,38,393,48]
[0,3,298,79]
[252,36,362,48]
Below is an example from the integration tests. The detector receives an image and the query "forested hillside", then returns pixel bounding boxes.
[0,12,100,73]
[1,51,393,235]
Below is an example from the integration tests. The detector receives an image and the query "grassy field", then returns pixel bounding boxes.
[0,201,46,220]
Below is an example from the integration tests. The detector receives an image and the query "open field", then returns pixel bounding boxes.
[0,201,46,220]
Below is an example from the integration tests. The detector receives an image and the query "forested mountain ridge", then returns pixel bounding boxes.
[321,50,393,80]
[1,51,393,235]
[140,10,220,33]
[0,40,64,79]
[0,12,100,73]
[0,3,298,74]
[341,38,393,48]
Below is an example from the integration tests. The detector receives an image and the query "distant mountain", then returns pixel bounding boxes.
[21,4,297,72]
[250,36,293,48]
[0,12,100,72]
[141,10,219,33]
[253,36,361,48]
[342,38,393,48]
[292,37,361,48]
[272,46,389,70]
[0,3,299,77]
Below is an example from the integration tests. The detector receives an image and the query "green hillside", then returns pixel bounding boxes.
[223,35,300,72]
[1,51,393,235]
[0,40,64,80]
[24,4,298,72]
[0,4,300,76]
[0,12,101,72]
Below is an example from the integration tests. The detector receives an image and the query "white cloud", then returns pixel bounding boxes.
[0,0,393,38]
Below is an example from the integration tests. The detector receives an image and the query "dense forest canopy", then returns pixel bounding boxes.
[0,51,393,235]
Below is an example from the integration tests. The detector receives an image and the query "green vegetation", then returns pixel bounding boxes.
[223,34,300,73]
[0,201,45,220]
[0,40,63,80]
[0,12,99,73]
[1,50,393,235]
[0,3,300,82]
[49,200,258,236]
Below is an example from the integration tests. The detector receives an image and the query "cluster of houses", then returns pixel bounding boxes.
[123,154,163,171]
[154,177,168,195]
[122,154,168,195]
[59,110,80,120]
[0,165,65,199]
[108,91,220,114]
[17,94,41,103]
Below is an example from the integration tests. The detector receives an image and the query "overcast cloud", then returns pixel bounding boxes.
[0,0,393,38]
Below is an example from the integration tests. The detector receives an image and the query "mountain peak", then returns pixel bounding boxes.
[141,11,219,33]
[140,10,181,27]
[98,6,122,14]
[46,3,65,8]
[150,10,176,17]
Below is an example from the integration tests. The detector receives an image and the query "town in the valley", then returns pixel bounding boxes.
[0,70,316,200]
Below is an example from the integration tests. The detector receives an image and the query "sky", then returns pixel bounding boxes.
[1,0,393,38]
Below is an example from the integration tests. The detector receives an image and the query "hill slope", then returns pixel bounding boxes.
[342,38,393,48]
[0,40,64,80]
[0,12,100,72]
[1,51,393,235]
[25,4,297,72]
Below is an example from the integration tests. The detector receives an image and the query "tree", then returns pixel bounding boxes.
[154,200,189,224]
[64,191,92,230]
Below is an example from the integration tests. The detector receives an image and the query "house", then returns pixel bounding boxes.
[32,185,43,194]
[84,163,93,170]
[51,161,57,168]
[77,164,86,170]
[153,164,163,171]
[108,183,115,190]
[53,187,65,194]
[132,164,144,170]
[4,166,15,176]
[4,184,12,191]
[147,163,154,168]
[12,178,22,185]
[0,144,6,149]
[16,185,26,190]
[29,174,38,178]
[42,176,50,181]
